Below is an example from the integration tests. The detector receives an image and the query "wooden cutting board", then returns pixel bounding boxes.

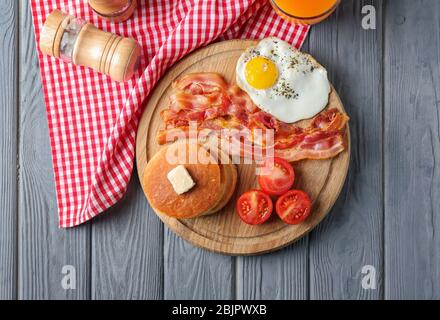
[136,39,350,255]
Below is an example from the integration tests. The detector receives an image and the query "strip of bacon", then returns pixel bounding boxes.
[309,107,349,132]
[173,72,228,94]
[275,131,347,162]
[157,73,349,162]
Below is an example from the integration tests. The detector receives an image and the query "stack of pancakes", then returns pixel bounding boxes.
[142,139,237,219]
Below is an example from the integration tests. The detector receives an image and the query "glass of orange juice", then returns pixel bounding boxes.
[270,0,341,25]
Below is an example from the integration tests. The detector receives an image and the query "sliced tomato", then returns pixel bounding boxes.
[275,190,312,225]
[236,190,273,225]
[258,157,295,196]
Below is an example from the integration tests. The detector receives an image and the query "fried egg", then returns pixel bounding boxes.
[236,37,330,123]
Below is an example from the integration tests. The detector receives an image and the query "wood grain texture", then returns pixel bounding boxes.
[136,40,350,255]
[10,0,440,300]
[164,229,234,299]
[236,237,309,299]
[308,0,384,299]
[18,1,90,299]
[384,0,440,299]
[91,172,163,300]
[235,40,311,300]
[0,0,17,300]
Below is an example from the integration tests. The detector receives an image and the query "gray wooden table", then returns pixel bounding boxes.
[1,0,439,300]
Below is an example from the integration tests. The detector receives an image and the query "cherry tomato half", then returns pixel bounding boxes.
[236,190,273,225]
[275,190,312,225]
[258,157,295,196]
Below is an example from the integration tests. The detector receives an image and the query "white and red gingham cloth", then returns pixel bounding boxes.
[31,0,309,228]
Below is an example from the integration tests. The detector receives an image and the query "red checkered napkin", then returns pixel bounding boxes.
[31,0,309,228]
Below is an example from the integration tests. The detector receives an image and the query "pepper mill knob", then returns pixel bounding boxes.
[88,0,137,22]
[39,10,141,82]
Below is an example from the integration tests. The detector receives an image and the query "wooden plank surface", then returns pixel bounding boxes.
[384,0,440,299]
[18,1,90,299]
[164,229,234,299]
[236,238,308,299]
[91,172,164,299]
[0,0,17,300]
[4,0,440,300]
[308,0,384,299]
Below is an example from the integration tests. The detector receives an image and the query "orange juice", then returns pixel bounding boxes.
[270,0,340,25]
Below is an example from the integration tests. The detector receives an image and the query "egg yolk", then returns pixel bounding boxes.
[245,56,278,90]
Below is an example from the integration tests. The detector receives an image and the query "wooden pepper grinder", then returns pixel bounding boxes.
[88,0,137,22]
[39,9,141,82]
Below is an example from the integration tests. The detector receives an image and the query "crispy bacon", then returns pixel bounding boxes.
[157,73,349,162]
[169,93,212,112]
[249,111,280,131]
[227,85,258,114]
[309,108,349,132]
[275,131,346,162]
[272,108,349,157]
[173,72,228,94]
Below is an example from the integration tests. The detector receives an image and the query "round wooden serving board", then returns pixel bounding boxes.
[136,40,350,255]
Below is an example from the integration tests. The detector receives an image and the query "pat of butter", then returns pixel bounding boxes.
[167,165,196,195]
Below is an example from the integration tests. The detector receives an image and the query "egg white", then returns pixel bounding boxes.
[236,37,331,124]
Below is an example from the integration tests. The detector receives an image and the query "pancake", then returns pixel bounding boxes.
[203,145,238,215]
[143,140,223,219]
[204,163,237,215]
[199,163,228,216]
